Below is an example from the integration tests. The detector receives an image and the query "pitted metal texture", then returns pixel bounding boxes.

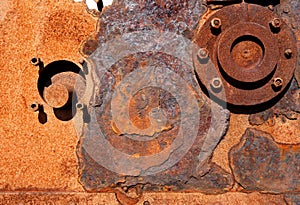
[193,3,297,107]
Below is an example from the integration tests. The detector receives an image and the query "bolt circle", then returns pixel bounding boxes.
[194,3,297,106]
[211,18,222,29]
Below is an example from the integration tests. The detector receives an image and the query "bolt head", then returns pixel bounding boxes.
[284,48,292,58]
[197,48,209,59]
[272,77,283,88]
[271,18,282,28]
[268,5,274,11]
[143,201,151,205]
[78,58,85,64]
[211,77,222,90]
[283,5,290,13]
[211,18,221,29]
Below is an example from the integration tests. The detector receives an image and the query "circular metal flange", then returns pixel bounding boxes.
[217,22,279,83]
[193,3,297,107]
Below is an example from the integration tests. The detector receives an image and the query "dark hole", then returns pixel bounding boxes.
[77,103,83,109]
[37,60,85,121]
[31,104,37,108]
[244,0,280,6]
[207,0,242,5]
[37,60,83,99]
[230,35,265,56]
[53,104,74,122]
[97,0,104,12]
[31,58,38,63]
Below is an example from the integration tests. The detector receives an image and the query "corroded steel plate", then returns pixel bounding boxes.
[229,128,300,193]
[193,3,297,107]
[75,28,231,192]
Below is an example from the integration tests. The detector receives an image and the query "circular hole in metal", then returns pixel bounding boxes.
[76,103,83,110]
[31,57,39,66]
[230,35,265,70]
[30,103,39,112]
[31,58,37,63]
[37,60,85,121]
[31,104,37,108]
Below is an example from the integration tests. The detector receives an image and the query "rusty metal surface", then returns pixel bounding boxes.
[72,0,239,194]
[74,0,300,198]
[285,194,300,205]
[193,3,297,107]
[277,0,300,87]
[36,60,86,121]
[76,50,232,193]
[229,128,300,193]
[82,0,206,56]
[249,78,300,125]
[0,192,288,205]
[1,0,300,204]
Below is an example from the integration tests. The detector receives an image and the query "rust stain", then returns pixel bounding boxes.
[229,128,300,193]
[0,0,299,203]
